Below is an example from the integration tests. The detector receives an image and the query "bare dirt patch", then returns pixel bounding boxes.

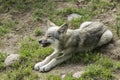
[0,12,47,54]
[99,39,120,60]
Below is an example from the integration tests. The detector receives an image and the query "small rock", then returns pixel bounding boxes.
[72,71,84,78]
[61,73,66,80]
[4,54,20,66]
[115,40,120,47]
[67,13,82,21]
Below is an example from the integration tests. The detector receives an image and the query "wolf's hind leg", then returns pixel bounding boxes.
[79,21,92,30]
[97,30,113,47]
[34,50,59,71]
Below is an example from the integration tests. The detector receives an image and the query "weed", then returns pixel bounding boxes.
[5,66,39,80]
[81,57,120,80]
[34,27,42,36]
[68,52,100,64]
[47,74,78,80]
[57,7,77,16]
[0,0,32,13]
[89,0,117,14]
[20,37,53,60]
[82,64,115,80]
[116,62,120,70]
[0,19,16,36]
[32,9,44,21]
[95,57,117,70]
[69,15,91,28]
[49,16,65,26]
[32,1,57,21]
[0,52,7,71]
[115,15,120,37]
[47,75,61,80]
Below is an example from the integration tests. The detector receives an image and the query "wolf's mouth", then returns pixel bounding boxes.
[41,43,51,47]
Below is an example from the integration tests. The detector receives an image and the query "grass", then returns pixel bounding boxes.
[2,36,120,80]
[47,56,120,80]
[56,7,93,28]
[0,39,120,79]
[115,15,120,37]
[55,0,117,28]
[0,0,32,13]
[0,19,16,36]
[0,0,117,28]
[81,57,118,80]
[34,27,42,36]
[32,9,44,21]
[0,0,120,80]
[89,0,117,13]
[0,36,53,80]
[66,51,100,64]
[0,52,7,71]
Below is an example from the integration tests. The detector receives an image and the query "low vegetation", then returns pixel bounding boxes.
[115,15,120,37]
[0,52,7,71]
[0,37,119,80]
[0,37,53,79]
[34,27,42,36]
[0,19,16,36]
[0,0,120,80]
[47,57,120,80]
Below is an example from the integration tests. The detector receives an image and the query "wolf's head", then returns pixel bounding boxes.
[39,20,68,48]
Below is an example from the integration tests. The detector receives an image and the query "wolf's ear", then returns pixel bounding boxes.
[47,20,56,27]
[58,23,68,33]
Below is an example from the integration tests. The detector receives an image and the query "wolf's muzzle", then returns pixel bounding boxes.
[38,40,51,47]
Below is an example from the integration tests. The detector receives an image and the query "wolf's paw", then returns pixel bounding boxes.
[34,62,45,71]
[39,59,56,72]
[39,65,51,72]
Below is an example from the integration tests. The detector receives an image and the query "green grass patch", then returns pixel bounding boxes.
[115,15,120,37]
[34,27,42,36]
[32,1,57,21]
[81,57,119,80]
[32,1,65,26]
[67,51,100,64]
[1,0,115,29]
[20,36,53,61]
[89,0,117,13]
[55,0,117,28]
[0,19,16,36]
[56,7,93,28]
[0,52,7,71]
[32,9,44,21]
[0,0,32,13]
[82,65,115,80]
[48,56,120,80]
[0,36,53,80]
[47,75,61,80]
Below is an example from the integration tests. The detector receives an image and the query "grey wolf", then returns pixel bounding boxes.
[34,20,113,72]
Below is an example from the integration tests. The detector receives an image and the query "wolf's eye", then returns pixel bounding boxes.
[47,35,52,38]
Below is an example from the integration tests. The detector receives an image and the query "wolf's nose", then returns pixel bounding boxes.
[38,40,42,44]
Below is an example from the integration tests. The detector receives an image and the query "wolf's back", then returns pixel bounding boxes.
[82,22,108,48]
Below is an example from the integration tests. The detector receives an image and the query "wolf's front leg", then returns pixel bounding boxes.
[34,50,59,71]
[39,54,72,72]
